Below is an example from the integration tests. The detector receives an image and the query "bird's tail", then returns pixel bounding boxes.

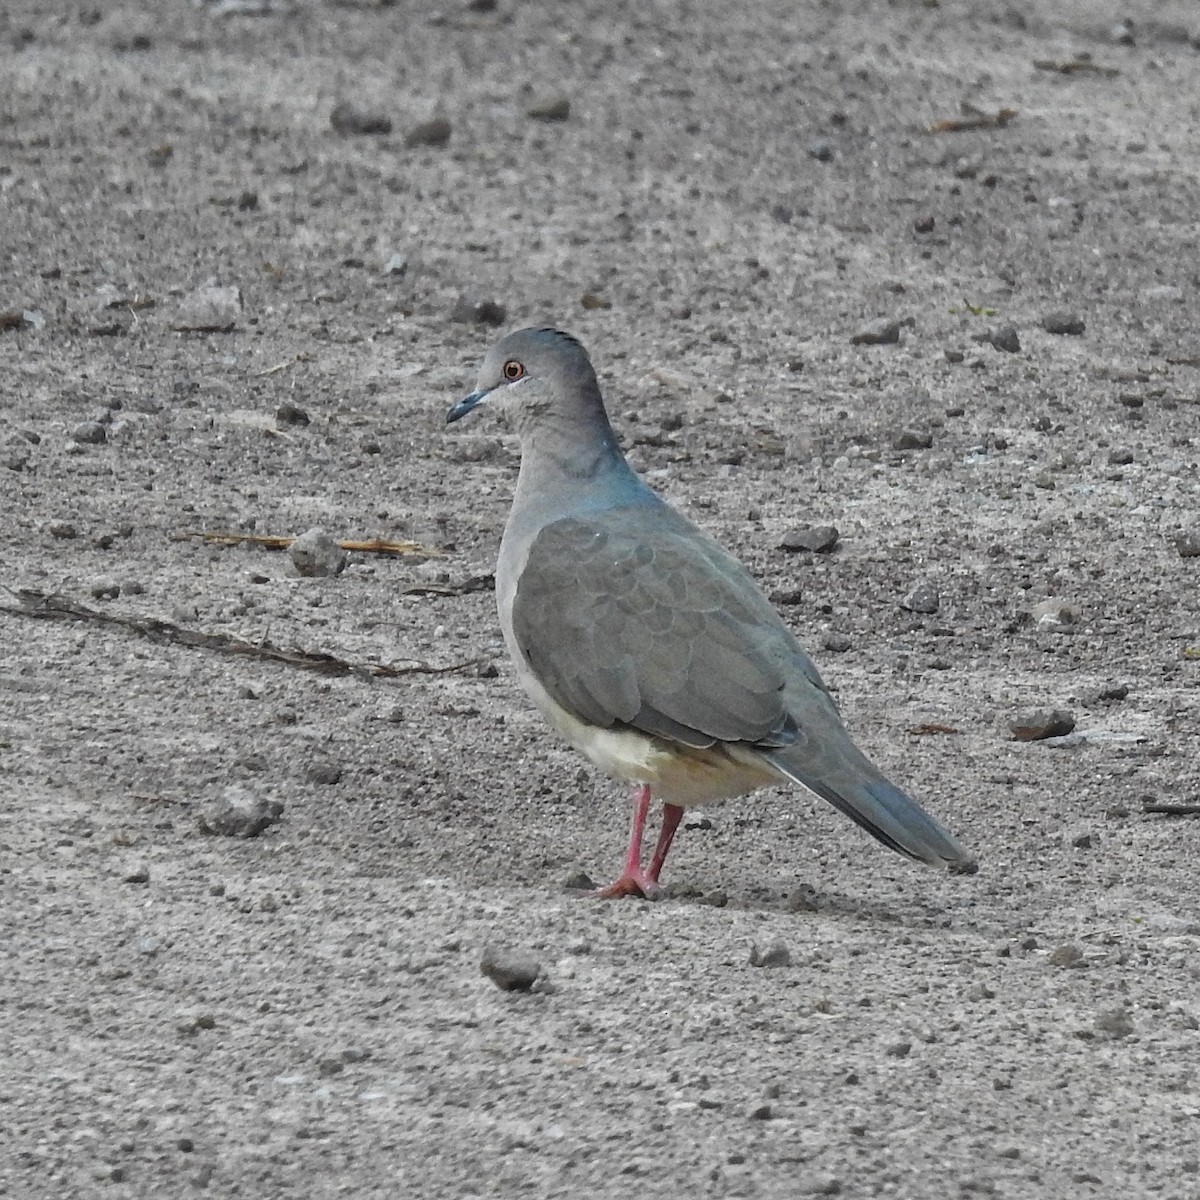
[762,747,974,871]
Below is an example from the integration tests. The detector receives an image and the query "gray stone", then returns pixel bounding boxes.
[892,429,933,450]
[779,524,839,553]
[900,580,940,614]
[382,253,408,276]
[405,116,452,147]
[1174,530,1200,558]
[480,946,542,991]
[749,940,791,968]
[527,95,570,122]
[1042,311,1085,336]
[982,325,1021,353]
[1010,708,1076,741]
[198,786,284,838]
[72,421,107,445]
[172,280,242,333]
[451,295,506,326]
[850,318,901,346]
[807,139,834,162]
[275,400,310,427]
[330,101,392,136]
[307,761,343,786]
[289,527,347,577]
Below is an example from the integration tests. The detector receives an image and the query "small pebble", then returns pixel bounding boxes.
[562,870,597,892]
[748,1103,774,1120]
[527,95,571,121]
[1029,598,1079,628]
[72,421,107,445]
[289,527,347,577]
[1095,1007,1134,1038]
[382,253,408,276]
[90,578,120,600]
[1174,530,1200,558]
[807,139,834,162]
[275,400,311,427]
[48,521,77,539]
[307,761,343,786]
[172,281,242,333]
[900,580,940,614]
[1042,311,1085,336]
[891,429,933,450]
[1107,447,1134,465]
[1049,943,1085,968]
[197,786,284,838]
[748,940,791,968]
[123,865,151,885]
[885,1041,912,1058]
[850,318,901,346]
[405,116,452,147]
[914,215,935,233]
[779,524,839,553]
[480,946,542,992]
[1010,708,1076,741]
[451,295,507,326]
[822,632,853,653]
[330,102,392,136]
[980,325,1020,353]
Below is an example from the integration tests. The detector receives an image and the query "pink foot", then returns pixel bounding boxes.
[583,789,684,901]
[589,870,663,901]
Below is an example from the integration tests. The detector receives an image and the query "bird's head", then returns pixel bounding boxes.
[446,327,602,434]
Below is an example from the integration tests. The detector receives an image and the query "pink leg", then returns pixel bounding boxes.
[646,803,684,885]
[590,785,669,900]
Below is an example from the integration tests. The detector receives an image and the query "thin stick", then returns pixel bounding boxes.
[0,589,488,679]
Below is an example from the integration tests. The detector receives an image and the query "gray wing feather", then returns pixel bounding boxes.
[511,509,817,749]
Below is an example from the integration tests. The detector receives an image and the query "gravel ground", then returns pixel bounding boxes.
[2,1,1200,1197]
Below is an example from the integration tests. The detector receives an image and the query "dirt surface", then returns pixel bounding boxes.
[3,1,1200,1197]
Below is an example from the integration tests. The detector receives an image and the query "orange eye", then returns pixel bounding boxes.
[502,359,524,381]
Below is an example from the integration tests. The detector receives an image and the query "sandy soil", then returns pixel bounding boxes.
[3,1,1200,1196]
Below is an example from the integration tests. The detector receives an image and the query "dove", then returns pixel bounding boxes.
[447,327,973,898]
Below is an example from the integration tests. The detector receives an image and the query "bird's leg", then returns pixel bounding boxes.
[590,784,664,900]
[646,802,684,885]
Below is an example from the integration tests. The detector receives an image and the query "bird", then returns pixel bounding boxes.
[447,327,974,899]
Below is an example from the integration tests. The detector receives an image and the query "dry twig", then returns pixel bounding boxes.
[1142,800,1200,817]
[1033,58,1119,77]
[0,589,487,679]
[928,106,1018,134]
[183,530,445,558]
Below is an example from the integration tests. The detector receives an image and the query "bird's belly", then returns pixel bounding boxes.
[521,673,782,806]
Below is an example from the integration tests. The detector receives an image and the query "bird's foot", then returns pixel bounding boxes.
[588,870,663,901]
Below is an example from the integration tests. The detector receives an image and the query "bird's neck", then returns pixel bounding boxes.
[513,410,654,516]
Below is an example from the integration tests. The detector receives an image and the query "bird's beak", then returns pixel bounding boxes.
[446,388,489,425]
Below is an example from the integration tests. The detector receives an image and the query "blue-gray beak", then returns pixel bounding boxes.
[446,389,489,425]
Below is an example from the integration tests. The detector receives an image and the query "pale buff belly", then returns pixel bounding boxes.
[519,667,785,807]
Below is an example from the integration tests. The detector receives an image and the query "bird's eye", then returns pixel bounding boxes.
[502,359,524,381]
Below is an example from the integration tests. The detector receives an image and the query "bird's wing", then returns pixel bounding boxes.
[509,508,828,749]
